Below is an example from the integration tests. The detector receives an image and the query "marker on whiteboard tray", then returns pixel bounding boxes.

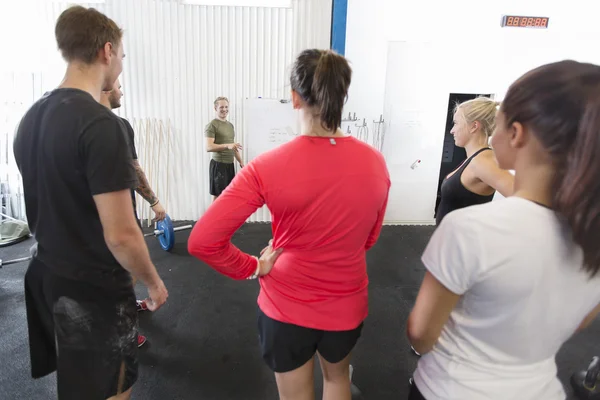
[410,159,421,169]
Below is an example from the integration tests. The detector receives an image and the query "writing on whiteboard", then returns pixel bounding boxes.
[401,119,422,129]
[268,126,298,144]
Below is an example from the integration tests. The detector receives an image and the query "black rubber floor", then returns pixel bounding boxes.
[0,223,597,399]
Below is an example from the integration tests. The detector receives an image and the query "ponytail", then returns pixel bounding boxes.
[554,87,600,276]
[290,49,352,132]
[311,51,351,131]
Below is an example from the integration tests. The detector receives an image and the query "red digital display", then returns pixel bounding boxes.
[501,15,549,29]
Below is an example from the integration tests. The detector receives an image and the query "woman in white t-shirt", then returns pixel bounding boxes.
[406,60,600,400]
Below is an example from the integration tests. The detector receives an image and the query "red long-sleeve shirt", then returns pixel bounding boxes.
[188,135,390,331]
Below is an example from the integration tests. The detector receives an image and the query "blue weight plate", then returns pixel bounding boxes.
[157,215,175,251]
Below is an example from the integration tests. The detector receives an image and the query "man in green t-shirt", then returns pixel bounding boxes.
[205,96,244,200]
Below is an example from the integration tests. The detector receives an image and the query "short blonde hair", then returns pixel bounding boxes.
[455,96,500,138]
[214,96,229,106]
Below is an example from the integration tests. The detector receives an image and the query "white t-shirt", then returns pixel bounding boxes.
[413,197,600,400]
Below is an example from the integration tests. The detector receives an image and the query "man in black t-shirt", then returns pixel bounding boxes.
[100,79,169,347]
[100,79,167,224]
[12,6,167,400]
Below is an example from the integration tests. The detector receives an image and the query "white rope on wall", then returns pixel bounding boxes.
[133,118,174,226]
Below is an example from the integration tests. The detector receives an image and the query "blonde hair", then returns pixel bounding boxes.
[214,96,229,106]
[454,96,500,139]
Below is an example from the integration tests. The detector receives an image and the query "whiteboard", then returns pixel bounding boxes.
[242,98,300,222]
[243,98,300,163]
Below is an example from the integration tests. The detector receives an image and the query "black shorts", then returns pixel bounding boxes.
[257,307,363,373]
[24,258,139,400]
[209,159,235,196]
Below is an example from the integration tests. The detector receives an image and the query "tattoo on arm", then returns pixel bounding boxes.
[133,160,159,205]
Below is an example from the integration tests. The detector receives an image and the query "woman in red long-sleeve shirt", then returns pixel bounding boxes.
[188,49,390,400]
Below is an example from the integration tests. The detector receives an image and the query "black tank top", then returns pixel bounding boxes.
[436,148,495,225]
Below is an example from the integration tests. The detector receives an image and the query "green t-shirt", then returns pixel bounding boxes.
[204,119,236,164]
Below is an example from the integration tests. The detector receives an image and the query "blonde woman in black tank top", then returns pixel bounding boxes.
[410,97,517,359]
[435,97,515,224]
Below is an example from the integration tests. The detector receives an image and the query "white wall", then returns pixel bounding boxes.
[0,0,331,223]
[344,0,600,224]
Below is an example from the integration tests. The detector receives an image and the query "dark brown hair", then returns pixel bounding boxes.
[290,49,352,132]
[501,60,600,276]
[55,6,123,64]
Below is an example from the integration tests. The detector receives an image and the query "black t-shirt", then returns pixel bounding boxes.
[120,118,138,160]
[13,88,139,290]
[119,117,138,209]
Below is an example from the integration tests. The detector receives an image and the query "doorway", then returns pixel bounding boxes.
[434,93,492,217]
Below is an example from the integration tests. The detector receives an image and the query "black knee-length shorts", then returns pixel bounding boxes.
[24,258,139,400]
[209,159,235,196]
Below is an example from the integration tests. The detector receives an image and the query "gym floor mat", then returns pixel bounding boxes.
[0,224,595,399]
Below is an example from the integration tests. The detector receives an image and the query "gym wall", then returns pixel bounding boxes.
[0,0,332,223]
[342,0,600,224]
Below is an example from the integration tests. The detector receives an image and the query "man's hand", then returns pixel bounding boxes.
[144,279,168,311]
[234,148,244,168]
[227,143,242,151]
[152,201,167,221]
[258,239,283,276]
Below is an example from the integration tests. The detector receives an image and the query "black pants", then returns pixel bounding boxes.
[24,259,139,400]
[257,307,363,373]
[209,159,235,196]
